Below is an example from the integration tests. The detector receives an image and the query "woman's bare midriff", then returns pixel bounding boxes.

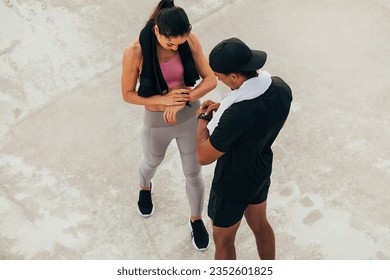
[145,84,192,112]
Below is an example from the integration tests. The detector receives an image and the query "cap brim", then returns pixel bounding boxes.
[239,50,267,71]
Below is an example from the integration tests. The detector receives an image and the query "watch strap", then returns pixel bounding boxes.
[197,112,212,122]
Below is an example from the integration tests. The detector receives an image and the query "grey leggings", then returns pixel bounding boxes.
[138,101,205,216]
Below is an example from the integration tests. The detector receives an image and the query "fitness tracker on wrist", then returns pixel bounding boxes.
[197,112,212,122]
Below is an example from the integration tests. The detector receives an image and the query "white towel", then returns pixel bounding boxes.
[207,71,272,135]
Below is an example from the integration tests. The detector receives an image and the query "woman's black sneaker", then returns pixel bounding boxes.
[189,219,210,251]
[137,183,154,217]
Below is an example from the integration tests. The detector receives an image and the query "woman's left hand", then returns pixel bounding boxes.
[163,104,185,125]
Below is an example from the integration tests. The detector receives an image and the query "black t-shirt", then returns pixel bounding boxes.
[209,76,292,203]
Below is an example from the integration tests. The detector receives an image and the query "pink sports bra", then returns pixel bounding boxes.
[159,54,185,89]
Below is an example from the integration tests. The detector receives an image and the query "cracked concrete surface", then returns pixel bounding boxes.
[1,0,389,259]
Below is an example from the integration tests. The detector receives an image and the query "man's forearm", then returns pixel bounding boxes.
[196,119,211,165]
[195,101,224,165]
[196,119,209,149]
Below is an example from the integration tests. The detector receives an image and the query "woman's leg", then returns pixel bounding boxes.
[138,124,174,188]
[137,122,175,217]
[175,116,205,217]
[175,116,209,250]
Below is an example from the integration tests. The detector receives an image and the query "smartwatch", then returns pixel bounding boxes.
[197,112,212,122]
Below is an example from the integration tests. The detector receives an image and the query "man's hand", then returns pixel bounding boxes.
[197,99,220,119]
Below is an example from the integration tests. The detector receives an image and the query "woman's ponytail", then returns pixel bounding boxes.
[147,0,175,25]
[145,0,191,37]
[165,0,174,8]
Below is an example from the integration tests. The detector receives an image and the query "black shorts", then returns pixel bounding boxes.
[207,178,271,228]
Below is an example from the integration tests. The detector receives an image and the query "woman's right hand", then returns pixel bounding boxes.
[163,104,185,125]
[160,89,191,106]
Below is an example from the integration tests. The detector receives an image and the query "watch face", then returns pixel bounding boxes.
[198,112,211,121]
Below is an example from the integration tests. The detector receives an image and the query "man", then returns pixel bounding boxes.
[196,37,292,259]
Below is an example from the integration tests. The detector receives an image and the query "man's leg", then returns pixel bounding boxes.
[244,200,275,260]
[212,220,241,260]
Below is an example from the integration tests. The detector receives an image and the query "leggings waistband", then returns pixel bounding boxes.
[143,100,200,127]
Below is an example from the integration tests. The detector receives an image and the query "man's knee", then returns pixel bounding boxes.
[251,220,273,235]
[212,220,241,245]
[213,228,236,248]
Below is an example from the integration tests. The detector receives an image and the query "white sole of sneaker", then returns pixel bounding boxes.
[150,180,154,194]
[188,220,210,251]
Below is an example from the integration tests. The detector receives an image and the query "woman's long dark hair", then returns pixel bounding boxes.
[146,0,192,37]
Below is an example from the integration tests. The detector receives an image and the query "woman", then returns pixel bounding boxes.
[121,0,216,251]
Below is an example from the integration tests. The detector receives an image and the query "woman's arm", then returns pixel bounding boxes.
[121,38,190,106]
[187,33,217,101]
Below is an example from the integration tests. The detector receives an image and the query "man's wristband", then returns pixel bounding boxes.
[197,112,212,122]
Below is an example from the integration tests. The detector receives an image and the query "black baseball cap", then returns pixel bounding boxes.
[209,37,267,74]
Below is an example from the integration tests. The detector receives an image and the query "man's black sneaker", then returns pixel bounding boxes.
[189,219,210,251]
[137,183,154,217]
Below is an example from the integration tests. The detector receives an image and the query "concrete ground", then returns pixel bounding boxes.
[0,0,389,260]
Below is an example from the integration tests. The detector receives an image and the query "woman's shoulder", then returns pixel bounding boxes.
[187,32,201,54]
[123,37,142,61]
